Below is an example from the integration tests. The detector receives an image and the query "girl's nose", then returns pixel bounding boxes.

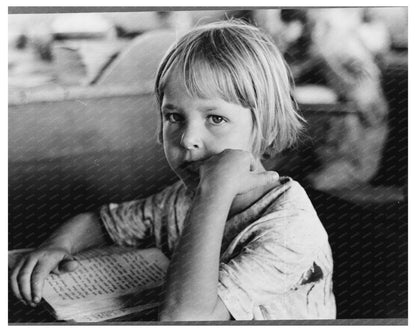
[180,123,203,150]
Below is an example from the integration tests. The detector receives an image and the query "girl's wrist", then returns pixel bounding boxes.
[195,181,235,211]
[40,235,73,254]
[198,176,237,199]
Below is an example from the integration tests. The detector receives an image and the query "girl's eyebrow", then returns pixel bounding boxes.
[162,104,220,113]
[161,104,178,111]
[199,106,218,112]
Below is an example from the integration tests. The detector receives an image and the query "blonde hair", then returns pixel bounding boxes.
[155,20,304,159]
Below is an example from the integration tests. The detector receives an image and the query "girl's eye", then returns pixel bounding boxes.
[165,113,183,123]
[208,115,225,125]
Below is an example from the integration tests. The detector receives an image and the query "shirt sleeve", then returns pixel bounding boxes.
[217,209,329,320]
[99,182,181,247]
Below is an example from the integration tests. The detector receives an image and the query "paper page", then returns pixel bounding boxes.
[56,285,162,319]
[69,302,158,322]
[62,287,161,322]
[43,248,169,308]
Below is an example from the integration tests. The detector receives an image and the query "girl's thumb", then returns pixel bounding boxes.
[56,257,79,274]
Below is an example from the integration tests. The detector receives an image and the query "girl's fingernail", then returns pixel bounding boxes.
[33,296,40,303]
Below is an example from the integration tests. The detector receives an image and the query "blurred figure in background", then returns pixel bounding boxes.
[8,14,57,88]
[257,8,390,191]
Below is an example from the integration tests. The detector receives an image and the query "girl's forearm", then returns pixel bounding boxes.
[160,186,234,321]
[41,212,110,254]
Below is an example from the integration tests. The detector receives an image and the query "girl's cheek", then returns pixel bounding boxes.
[163,126,182,144]
[163,139,182,161]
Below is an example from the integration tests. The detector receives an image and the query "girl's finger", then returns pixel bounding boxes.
[31,256,63,304]
[17,257,40,304]
[246,171,280,193]
[10,257,27,304]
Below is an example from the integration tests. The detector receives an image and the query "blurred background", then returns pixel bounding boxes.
[9,8,407,322]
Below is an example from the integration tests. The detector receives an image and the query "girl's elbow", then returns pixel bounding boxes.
[158,297,231,321]
[158,303,186,321]
[159,308,200,322]
[158,310,176,322]
[159,306,213,322]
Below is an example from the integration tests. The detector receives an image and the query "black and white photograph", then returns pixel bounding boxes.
[7,6,408,325]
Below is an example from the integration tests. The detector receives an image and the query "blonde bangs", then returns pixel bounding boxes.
[184,59,248,108]
[157,34,257,110]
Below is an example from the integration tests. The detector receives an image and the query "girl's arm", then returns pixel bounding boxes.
[159,184,234,321]
[42,211,111,254]
[159,150,279,321]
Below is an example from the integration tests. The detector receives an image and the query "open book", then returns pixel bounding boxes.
[8,246,169,322]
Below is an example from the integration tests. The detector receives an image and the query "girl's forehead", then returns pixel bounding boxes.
[162,73,194,102]
[163,69,185,92]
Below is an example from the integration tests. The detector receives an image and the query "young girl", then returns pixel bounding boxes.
[11,20,336,320]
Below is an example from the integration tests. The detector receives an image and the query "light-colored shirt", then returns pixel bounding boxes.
[99,177,336,320]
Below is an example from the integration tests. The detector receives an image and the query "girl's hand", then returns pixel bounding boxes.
[10,246,79,306]
[198,149,280,197]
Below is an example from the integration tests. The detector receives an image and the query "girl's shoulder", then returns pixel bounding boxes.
[261,177,329,245]
[238,176,327,241]
[227,176,320,236]
[263,176,315,212]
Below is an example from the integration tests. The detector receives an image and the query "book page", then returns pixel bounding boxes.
[43,247,169,308]
[56,286,162,320]
[64,287,162,322]
[69,302,158,322]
